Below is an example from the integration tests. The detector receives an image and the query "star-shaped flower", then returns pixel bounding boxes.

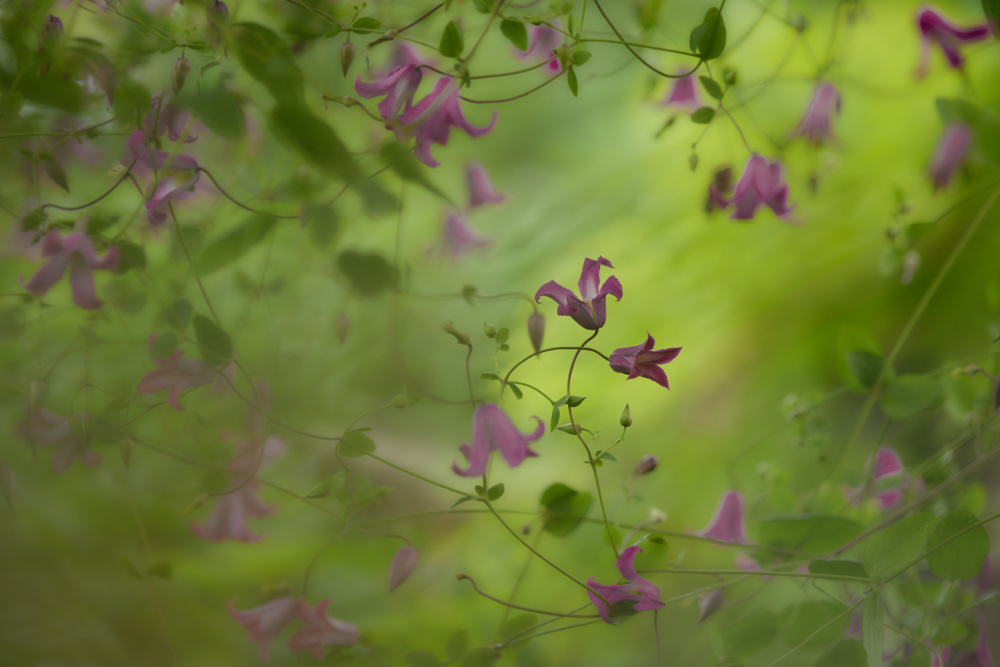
[609,334,681,389]
[535,257,623,330]
[586,545,665,624]
[452,403,544,477]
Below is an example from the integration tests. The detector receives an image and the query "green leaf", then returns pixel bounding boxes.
[164,300,193,330]
[540,483,592,537]
[379,141,445,198]
[846,350,884,390]
[232,23,304,101]
[861,595,883,667]
[509,384,523,399]
[757,515,862,555]
[472,0,494,13]
[113,79,152,127]
[461,647,497,667]
[880,374,944,420]
[480,372,500,381]
[352,17,381,31]
[691,107,715,124]
[195,214,276,276]
[864,513,936,578]
[837,327,885,392]
[270,104,358,182]
[122,555,143,579]
[985,0,1000,28]
[487,483,504,501]
[149,332,179,358]
[339,430,376,457]
[495,328,509,344]
[925,510,990,580]
[818,640,868,667]
[566,395,586,407]
[103,279,147,314]
[567,69,579,96]
[499,614,537,643]
[44,159,69,192]
[500,19,528,51]
[193,314,232,365]
[147,561,173,580]
[691,8,726,61]
[778,600,849,649]
[337,250,399,296]
[112,241,146,274]
[21,69,84,112]
[571,50,592,66]
[699,76,723,100]
[718,610,777,658]
[303,481,332,499]
[439,21,465,58]
[808,559,869,580]
[406,651,440,667]
[549,405,560,431]
[175,85,246,140]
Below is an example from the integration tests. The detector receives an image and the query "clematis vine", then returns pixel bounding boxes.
[16,407,100,475]
[192,437,285,542]
[710,154,796,222]
[452,403,544,477]
[929,123,972,190]
[535,256,623,330]
[795,82,842,144]
[699,491,747,543]
[609,334,681,389]
[516,21,563,74]
[586,545,665,624]
[914,6,992,78]
[137,334,219,410]
[19,229,119,310]
[662,73,701,112]
[128,129,200,225]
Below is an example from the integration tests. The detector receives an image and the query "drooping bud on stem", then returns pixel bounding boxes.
[389,545,419,592]
[172,57,190,95]
[633,454,658,476]
[340,42,355,77]
[527,312,544,355]
[697,590,725,623]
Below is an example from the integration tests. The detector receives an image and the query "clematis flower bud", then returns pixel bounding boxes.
[633,454,657,476]
[389,545,419,592]
[340,42,355,77]
[697,589,725,623]
[620,404,633,428]
[527,312,545,354]
[172,57,190,94]
[39,15,63,51]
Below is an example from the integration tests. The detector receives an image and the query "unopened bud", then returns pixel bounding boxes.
[39,15,63,51]
[172,57,190,95]
[633,454,658,476]
[619,404,632,428]
[442,321,472,348]
[527,312,545,355]
[649,508,667,523]
[389,545,419,592]
[521,524,532,535]
[208,0,228,25]
[340,42,356,77]
[697,589,725,623]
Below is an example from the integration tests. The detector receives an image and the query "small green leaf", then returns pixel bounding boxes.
[567,69,578,97]
[147,561,173,580]
[270,104,357,182]
[439,21,465,58]
[353,17,381,31]
[499,614,537,643]
[303,481,332,499]
[699,76,723,100]
[480,372,500,381]
[906,221,936,242]
[449,496,478,510]
[846,350,884,390]
[566,395,586,407]
[112,241,146,275]
[500,19,528,51]
[461,647,497,667]
[571,50,592,66]
[540,483,592,537]
[21,209,46,232]
[487,483,504,501]
[175,85,246,140]
[549,406,560,432]
[149,332,179,358]
[509,384,523,399]
[556,423,581,434]
[445,630,468,660]
[691,107,715,124]
[196,214,276,276]
[861,595,883,667]
[44,159,70,192]
[337,251,399,296]
[339,430,376,458]
[232,23,304,101]
[808,559,869,580]
[472,0,494,12]
[880,374,944,420]
[495,328,509,344]
[925,510,990,580]
[193,314,232,365]
[692,8,726,60]
[864,513,936,578]
[778,601,849,649]
[757,515,862,556]
[164,300,193,330]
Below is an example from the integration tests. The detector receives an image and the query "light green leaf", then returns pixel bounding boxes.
[540,483,592,537]
[339,430,375,458]
[699,76,723,100]
[691,107,715,124]
[818,640,869,667]
[757,515,862,555]
[175,85,246,140]
[439,21,465,58]
[270,104,357,182]
[718,610,777,658]
[778,600,850,649]
[500,19,528,51]
[861,595,883,667]
[195,214,276,276]
[864,513,936,578]
[337,250,399,297]
[925,510,990,580]
[232,23,303,101]
[193,314,232,365]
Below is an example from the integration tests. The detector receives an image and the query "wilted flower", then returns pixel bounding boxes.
[389,545,419,592]
[228,596,299,666]
[137,334,219,410]
[19,230,119,310]
[609,334,682,389]
[288,599,359,659]
[929,123,972,190]
[795,82,842,144]
[535,256,623,330]
[710,154,795,222]
[437,212,492,257]
[915,7,992,78]
[699,491,747,543]
[17,407,100,474]
[633,454,658,476]
[398,77,497,167]
[452,403,544,477]
[662,73,700,112]
[465,162,505,208]
[516,22,563,74]
[586,545,665,624]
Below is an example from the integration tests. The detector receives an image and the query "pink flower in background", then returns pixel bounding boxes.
[355,64,424,126]
[662,73,700,112]
[143,98,197,143]
[137,334,218,410]
[389,545,419,592]
[127,129,200,225]
[516,22,564,74]
[699,491,747,543]
[586,546,665,624]
[397,77,497,167]
[289,599,359,659]
[437,212,492,257]
[795,82,842,144]
[915,7,992,78]
[16,407,100,474]
[609,333,681,389]
[192,437,285,542]
[229,596,299,666]
[929,123,972,190]
[465,162,505,208]
[452,403,544,477]
[873,447,905,509]
[711,154,795,221]
[19,230,119,310]
[535,256,623,330]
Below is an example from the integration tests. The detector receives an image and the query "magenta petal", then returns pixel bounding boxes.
[534,280,576,306]
[699,491,747,543]
[466,162,505,208]
[21,251,70,297]
[452,404,543,476]
[68,258,102,310]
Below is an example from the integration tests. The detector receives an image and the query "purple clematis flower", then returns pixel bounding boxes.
[396,77,497,167]
[535,257,623,330]
[699,491,747,543]
[229,596,299,666]
[662,73,701,112]
[609,334,682,389]
[436,212,492,257]
[465,162,505,208]
[289,599,359,659]
[128,129,200,225]
[795,82,842,144]
[874,447,904,509]
[929,123,972,190]
[137,334,219,410]
[915,7,992,78]
[586,545,665,624]
[516,21,563,74]
[20,230,119,310]
[452,403,544,477]
[354,64,424,127]
[710,154,795,222]
[144,97,197,143]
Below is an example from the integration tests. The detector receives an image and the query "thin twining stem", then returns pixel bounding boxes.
[457,573,598,619]
[195,168,299,220]
[591,0,703,79]
[504,346,609,385]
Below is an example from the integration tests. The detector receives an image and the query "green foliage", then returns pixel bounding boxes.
[807,559,869,579]
[500,19,527,51]
[196,215,276,276]
[691,107,715,124]
[699,76,724,100]
[861,595,883,667]
[539,483,592,536]
[690,8,727,61]
[232,23,304,102]
[757,515,862,555]
[337,250,399,296]
[879,374,944,420]
[817,640,868,667]
[193,314,232,365]
[925,511,990,580]
[174,85,246,140]
[864,513,936,578]
[440,21,465,58]
[716,610,777,659]
[778,600,849,649]
[270,104,357,181]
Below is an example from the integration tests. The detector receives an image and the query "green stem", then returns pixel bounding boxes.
[503,346,608,385]
[458,573,596,618]
[367,452,468,496]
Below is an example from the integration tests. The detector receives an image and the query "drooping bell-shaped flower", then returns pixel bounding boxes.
[535,256,623,330]
[795,82,842,144]
[609,333,682,389]
[699,491,747,543]
[929,123,972,190]
[586,545,665,624]
[354,64,424,126]
[137,334,218,410]
[228,596,299,667]
[915,6,992,78]
[515,21,563,74]
[711,154,796,222]
[397,77,497,167]
[127,129,200,225]
[465,162,505,208]
[437,212,492,257]
[19,230,119,310]
[452,403,544,477]
[662,73,700,112]
[288,599,359,659]
[17,407,101,474]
